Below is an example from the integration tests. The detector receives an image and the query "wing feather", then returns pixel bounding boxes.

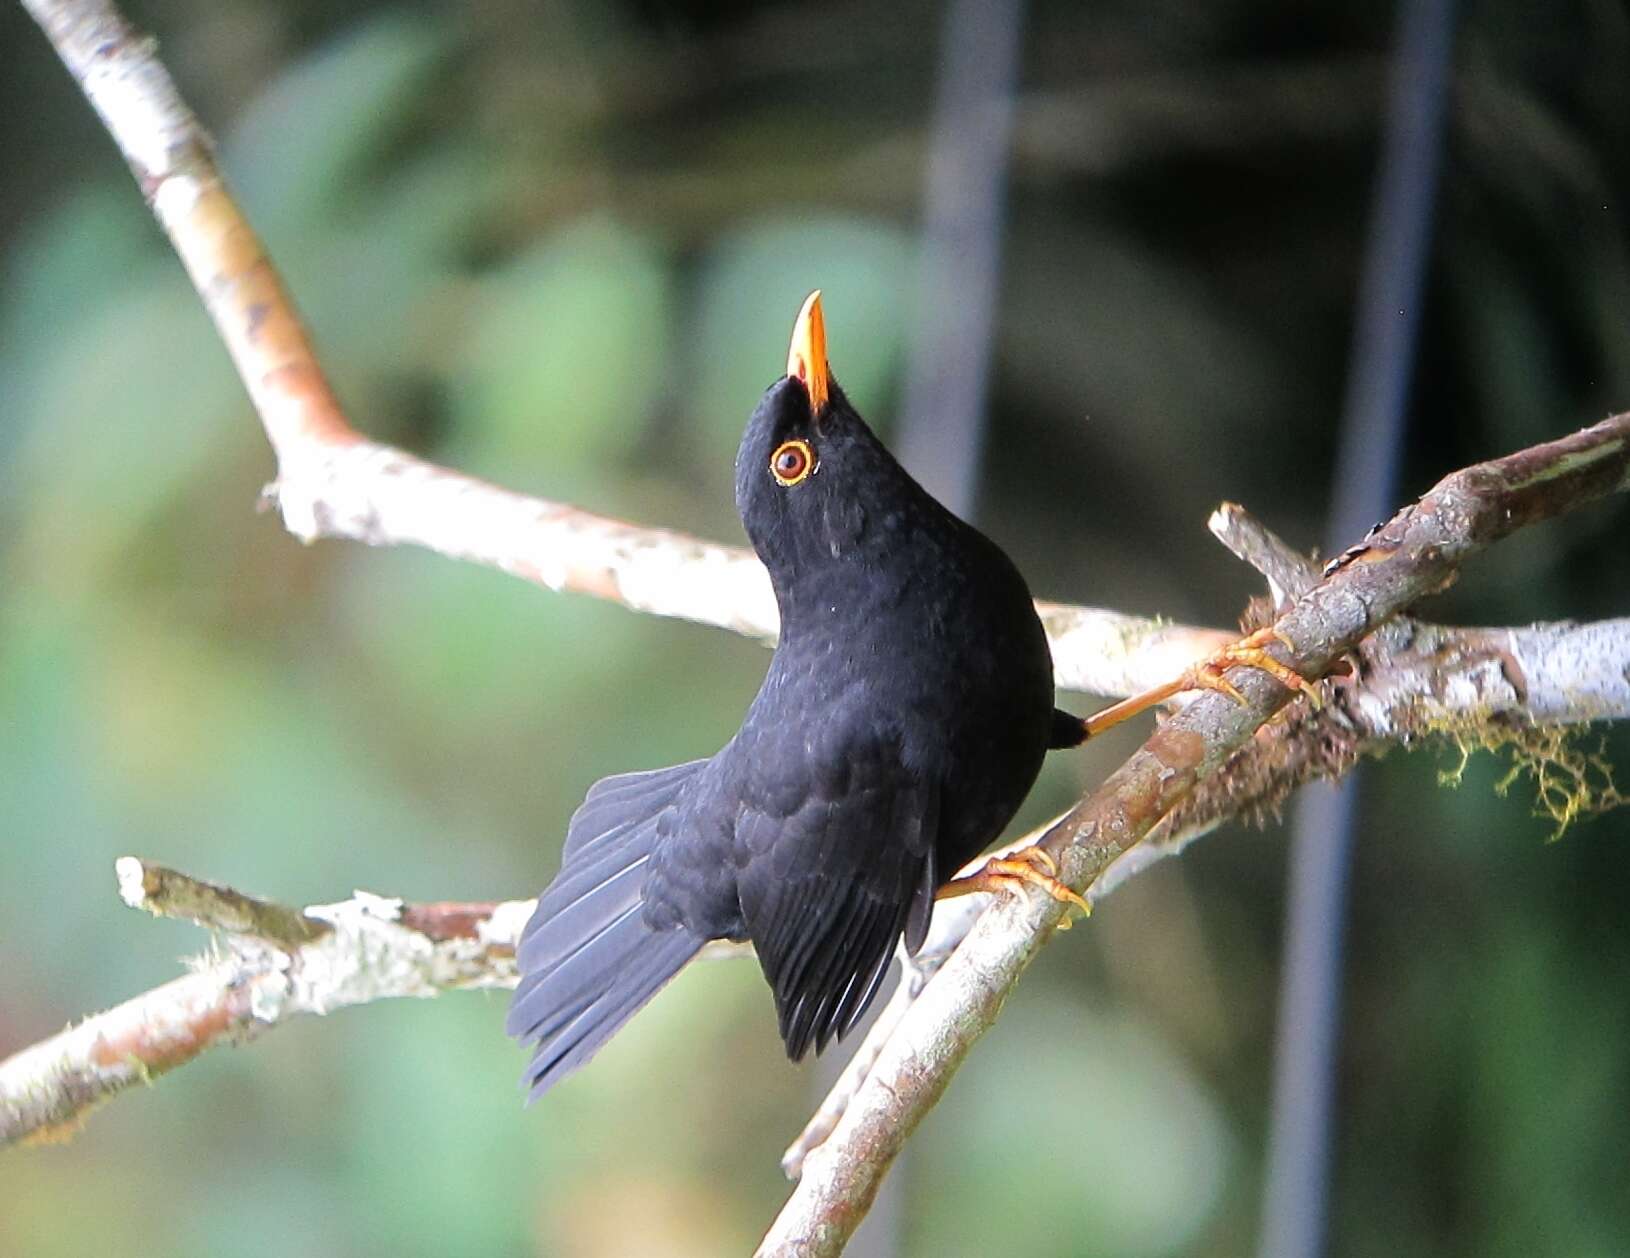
[735,728,938,1061]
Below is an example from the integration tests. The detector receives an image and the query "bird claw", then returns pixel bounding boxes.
[1187,625,1323,709]
[1080,625,1325,740]
[937,846,1091,923]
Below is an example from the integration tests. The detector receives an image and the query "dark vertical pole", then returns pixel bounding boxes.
[1257,3,1455,1256]
[893,0,1026,519]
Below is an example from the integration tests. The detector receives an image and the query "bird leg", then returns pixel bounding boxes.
[937,846,1090,919]
[1080,625,1323,739]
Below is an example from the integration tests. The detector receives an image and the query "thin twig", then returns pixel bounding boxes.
[1209,501,1320,599]
[115,857,327,947]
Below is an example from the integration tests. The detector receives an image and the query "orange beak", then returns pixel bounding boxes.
[786,290,829,415]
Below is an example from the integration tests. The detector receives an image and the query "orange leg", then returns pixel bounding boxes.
[937,846,1090,919]
[1082,625,1323,740]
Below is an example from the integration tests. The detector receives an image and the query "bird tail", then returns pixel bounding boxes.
[506,762,708,1100]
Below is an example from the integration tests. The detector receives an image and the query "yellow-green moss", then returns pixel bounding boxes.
[1439,723,1625,840]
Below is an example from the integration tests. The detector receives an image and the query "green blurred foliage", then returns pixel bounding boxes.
[1,0,1627,1255]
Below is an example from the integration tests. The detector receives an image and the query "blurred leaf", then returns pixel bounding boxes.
[285,150,496,418]
[0,186,156,470]
[1465,924,1630,1258]
[691,215,914,456]
[5,263,244,591]
[912,995,1230,1258]
[445,215,673,491]
[225,13,447,240]
[331,531,651,733]
[336,1001,539,1258]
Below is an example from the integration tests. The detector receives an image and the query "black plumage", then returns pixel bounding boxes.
[508,294,1078,1099]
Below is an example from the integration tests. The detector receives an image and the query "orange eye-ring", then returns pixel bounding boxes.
[770,439,816,486]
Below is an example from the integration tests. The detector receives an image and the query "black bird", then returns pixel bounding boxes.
[508,292,1105,1098]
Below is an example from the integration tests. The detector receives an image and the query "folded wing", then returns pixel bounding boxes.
[734,732,940,1061]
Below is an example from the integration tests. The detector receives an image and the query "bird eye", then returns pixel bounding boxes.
[770,439,816,487]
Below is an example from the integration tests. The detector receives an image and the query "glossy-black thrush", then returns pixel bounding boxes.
[507,292,1307,1099]
[506,292,1094,1097]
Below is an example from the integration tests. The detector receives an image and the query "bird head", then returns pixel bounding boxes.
[735,292,927,591]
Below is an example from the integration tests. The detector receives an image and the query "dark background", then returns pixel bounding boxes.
[2,1,1627,1254]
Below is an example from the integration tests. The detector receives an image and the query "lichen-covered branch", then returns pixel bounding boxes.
[1089,505,1630,883]
[115,855,327,947]
[756,412,1630,1257]
[0,861,531,1148]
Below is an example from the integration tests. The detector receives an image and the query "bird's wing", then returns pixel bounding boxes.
[734,727,939,1061]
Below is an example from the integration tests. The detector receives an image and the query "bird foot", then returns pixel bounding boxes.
[1184,625,1323,709]
[1082,624,1323,739]
[937,847,1090,924]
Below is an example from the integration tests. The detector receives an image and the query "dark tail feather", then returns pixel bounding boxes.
[507,763,706,1100]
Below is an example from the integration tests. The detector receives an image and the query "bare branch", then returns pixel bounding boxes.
[1209,501,1321,599]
